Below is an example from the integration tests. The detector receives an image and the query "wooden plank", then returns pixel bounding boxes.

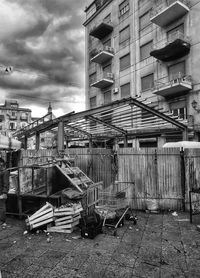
[30,216,54,229]
[54,208,83,216]
[55,215,80,226]
[28,211,54,225]
[55,164,83,192]
[28,203,53,220]
[47,226,74,233]
[53,219,79,229]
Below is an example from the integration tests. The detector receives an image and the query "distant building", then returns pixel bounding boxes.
[27,103,56,149]
[84,0,200,144]
[0,100,31,136]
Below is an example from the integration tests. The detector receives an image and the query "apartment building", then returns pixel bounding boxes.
[84,0,200,145]
[0,100,32,136]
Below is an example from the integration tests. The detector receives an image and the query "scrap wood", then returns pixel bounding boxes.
[28,202,53,221]
[28,216,54,230]
[54,214,79,223]
[27,207,53,222]
[54,203,83,215]
[55,215,80,226]
[53,219,79,229]
[47,222,79,234]
[47,226,74,234]
[26,202,54,230]
[55,213,80,223]
[55,164,83,193]
[26,211,54,226]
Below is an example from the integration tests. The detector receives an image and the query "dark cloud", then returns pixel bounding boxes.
[0,0,87,117]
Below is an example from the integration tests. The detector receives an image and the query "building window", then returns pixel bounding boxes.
[10,122,16,130]
[170,99,187,120]
[140,41,153,61]
[104,90,112,104]
[119,0,129,17]
[120,83,130,98]
[119,25,130,44]
[171,107,187,120]
[103,38,111,47]
[90,96,96,108]
[139,11,151,30]
[168,61,185,81]
[103,13,111,24]
[103,63,112,74]
[120,53,130,71]
[167,24,184,42]
[0,115,4,122]
[141,74,154,91]
[89,72,96,85]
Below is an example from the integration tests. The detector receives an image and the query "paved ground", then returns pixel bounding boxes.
[0,211,200,278]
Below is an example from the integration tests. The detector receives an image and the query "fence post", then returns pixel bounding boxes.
[180,148,186,211]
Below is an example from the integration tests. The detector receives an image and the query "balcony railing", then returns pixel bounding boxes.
[150,31,191,61]
[150,0,190,27]
[9,115,17,120]
[90,46,114,64]
[20,115,28,121]
[90,72,114,89]
[152,73,192,97]
[89,19,113,40]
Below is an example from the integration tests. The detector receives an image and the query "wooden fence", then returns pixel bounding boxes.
[117,148,183,210]
[18,148,200,211]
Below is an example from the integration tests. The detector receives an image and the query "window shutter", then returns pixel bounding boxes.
[168,62,185,80]
[89,72,96,85]
[121,83,130,98]
[141,74,154,91]
[90,96,96,108]
[119,0,129,17]
[140,41,153,60]
[167,24,184,41]
[120,53,130,71]
[104,90,112,104]
[119,25,130,44]
[139,11,150,30]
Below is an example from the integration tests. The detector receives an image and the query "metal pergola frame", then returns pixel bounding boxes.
[13,97,189,149]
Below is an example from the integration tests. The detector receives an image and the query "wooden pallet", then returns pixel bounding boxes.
[26,202,54,230]
[55,165,94,192]
[47,203,83,234]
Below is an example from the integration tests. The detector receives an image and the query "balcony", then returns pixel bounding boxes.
[89,21,113,40]
[21,115,28,121]
[9,115,17,120]
[90,46,114,64]
[90,72,114,88]
[150,31,190,62]
[153,74,192,97]
[150,1,190,27]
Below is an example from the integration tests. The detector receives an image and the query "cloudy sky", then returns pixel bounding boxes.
[0,0,90,117]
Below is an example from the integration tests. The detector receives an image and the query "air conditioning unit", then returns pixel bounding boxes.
[113,88,119,94]
[105,46,113,52]
[106,73,114,79]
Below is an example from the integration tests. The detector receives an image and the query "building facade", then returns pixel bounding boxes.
[84,0,200,145]
[0,100,32,136]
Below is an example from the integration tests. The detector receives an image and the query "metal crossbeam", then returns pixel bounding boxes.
[86,115,127,135]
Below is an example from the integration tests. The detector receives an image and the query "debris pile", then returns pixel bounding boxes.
[26,202,83,234]
[47,202,83,234]
[25,202,54,230]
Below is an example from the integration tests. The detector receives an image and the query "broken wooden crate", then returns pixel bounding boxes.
[47,202,83,234]
[25,202,54,230]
